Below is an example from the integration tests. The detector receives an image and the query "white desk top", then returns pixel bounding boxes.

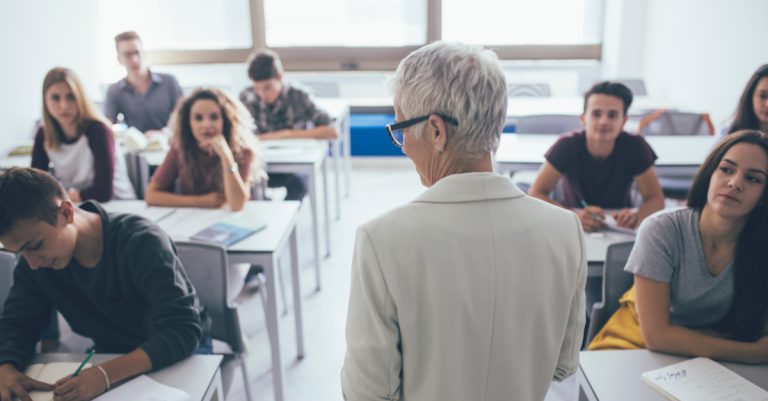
[139,140,327,167]
[585,231,635,264]
[579,350,768,401]
[495,134,717,168]
[32,354,222,401]
[103,200,301,253]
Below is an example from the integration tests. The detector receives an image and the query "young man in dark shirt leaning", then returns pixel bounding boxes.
[0,167,209,401]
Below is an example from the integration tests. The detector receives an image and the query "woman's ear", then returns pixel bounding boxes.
[429,115,448,152]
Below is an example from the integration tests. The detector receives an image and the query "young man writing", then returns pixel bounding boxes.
[0,167,208,401]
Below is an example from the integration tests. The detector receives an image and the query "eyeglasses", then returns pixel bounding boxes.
[385,114,459,148]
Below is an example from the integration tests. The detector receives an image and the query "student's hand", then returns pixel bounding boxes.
[577,206,606,232]
[0,362,54,401]
[68,190,82,203]
[202,136,235,160]
[53,367,106,401]
[612,208,639,228]
[196,192,226,208]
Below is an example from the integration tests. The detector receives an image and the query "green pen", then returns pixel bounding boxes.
[72,349,95,377]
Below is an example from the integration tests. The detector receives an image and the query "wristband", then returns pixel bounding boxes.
[96,365,111,391]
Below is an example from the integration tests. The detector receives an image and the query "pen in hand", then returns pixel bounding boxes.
[72,349,95,377]
[579,200,605,221]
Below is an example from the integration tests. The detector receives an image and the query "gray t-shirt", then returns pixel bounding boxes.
[104,71,183,133]
[625,207,734,328]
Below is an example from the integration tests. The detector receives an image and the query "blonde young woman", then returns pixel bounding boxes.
[144,87,264,212]
[32,67,136,201]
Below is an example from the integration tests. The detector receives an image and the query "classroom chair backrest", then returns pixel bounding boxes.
[507,83,551,98]
[174,241,246,354]
[585,241,635,345]
[638,110,715,136]
[515,114,582,135]
[0,251,16,315]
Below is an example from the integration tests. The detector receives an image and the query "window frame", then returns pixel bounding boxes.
[143,0,602,70]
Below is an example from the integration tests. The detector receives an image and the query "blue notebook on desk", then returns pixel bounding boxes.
[190,221,266,247]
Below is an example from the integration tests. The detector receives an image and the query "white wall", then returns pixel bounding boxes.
[605,0,767,125]
[601,0,648,80]
[645,0,768,125]
[0,0,100,151]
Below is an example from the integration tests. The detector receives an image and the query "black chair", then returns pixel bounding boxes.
[584,241,635,345]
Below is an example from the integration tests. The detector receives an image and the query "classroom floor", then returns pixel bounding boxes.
[56,157,580,401]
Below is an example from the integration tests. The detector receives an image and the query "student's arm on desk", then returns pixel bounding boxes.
[145,181,225,208]
[258,125,338,141]
[528,162,563,207]
[52,349,152,401]
[342,227,402,400]
[554,213,587,381]
[203,135,250,212]
[529,162,605,232]
[635,276,768,364]
[630,167,664,226]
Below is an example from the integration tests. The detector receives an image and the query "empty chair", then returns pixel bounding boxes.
[638,110,715,136]
[585,241,635,345]
[300,81,340,98]
[515,114,582,134]
[175,241,263,401]
[507,83,551,97]
[615,79,647,96]
[0,251,15,315]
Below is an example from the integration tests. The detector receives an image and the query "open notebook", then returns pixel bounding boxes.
[25,362,91,401]
[602,215,637,236]
[93,374,191,401]
[641,357,768,401]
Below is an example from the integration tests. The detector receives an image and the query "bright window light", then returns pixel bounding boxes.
[442,0,603,45]
[97,0,252,81]
[264,0,427,47]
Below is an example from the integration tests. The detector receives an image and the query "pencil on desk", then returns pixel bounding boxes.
[72,349,95,377]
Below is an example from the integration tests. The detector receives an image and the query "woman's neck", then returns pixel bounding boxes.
[427,152,493,186]
[60,122,79,140]
[699,206,745,250]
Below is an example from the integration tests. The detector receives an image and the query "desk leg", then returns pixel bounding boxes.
[576,367,598,401]
[307,170,322,291]
[203,367,224,401]
[321,157,331,258]
[290,227,305,358]
[343,111,351,199]
[332,139,341,221]
[264,256,285,401]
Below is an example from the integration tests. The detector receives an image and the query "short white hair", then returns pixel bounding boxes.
[390,41,508,158]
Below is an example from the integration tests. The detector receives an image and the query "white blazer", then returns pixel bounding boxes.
[342,172,586,401]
